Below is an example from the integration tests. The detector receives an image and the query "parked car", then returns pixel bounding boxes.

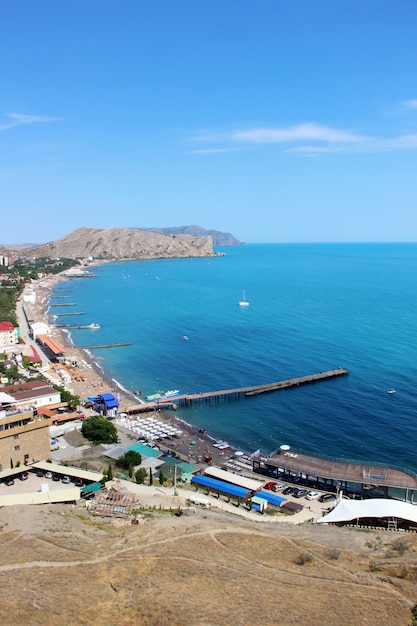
[73,478,84,487]
[61,476,71,484]
[293,489,309,498]
[45,471,53,479]
[306,491,320,500]
[264,481,277,491]
[319,493,337,503]
[5,478,14,486]
[282,486,298,495]
[36,469,44,477]
[52,473,61,481]
[272,483,285,492]
[18,472,28,481]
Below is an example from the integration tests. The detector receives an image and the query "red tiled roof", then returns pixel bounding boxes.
[37,334,66,355]
[0,321,14,331]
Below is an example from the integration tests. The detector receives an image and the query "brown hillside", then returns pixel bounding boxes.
[21,227,216,260]
[0,504,415,626]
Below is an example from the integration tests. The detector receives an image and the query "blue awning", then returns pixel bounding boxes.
[256,490,286,507]
[98,393,119,408]
[192,474,251,498]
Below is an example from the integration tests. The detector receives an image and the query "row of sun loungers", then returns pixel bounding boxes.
[115,416,183,441]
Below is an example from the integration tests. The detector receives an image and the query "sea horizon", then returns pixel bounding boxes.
[49,242,417,473]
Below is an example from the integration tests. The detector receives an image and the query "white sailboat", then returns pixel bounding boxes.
[238,290,249,306]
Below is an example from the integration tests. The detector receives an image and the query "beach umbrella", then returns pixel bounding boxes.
[234,451,244,456]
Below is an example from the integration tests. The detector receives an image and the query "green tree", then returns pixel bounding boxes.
[135,468,147,484]
[107,463,113,481]
[149,467,153,486]
[0,362,19,382]
[53,385,80,411]
[82,416,117,445]
[115,450,142,471]
[159,470,166,486]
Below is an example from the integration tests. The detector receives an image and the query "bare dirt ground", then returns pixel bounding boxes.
[0,503,416,626]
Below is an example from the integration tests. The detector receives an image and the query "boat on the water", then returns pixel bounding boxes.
[87,323,100,329]
[146,389,180,402]
[388,388,396,394]
[183,335,189,341]
[238,290,249,306]
[162,389,180,398]
[146,393,162,401]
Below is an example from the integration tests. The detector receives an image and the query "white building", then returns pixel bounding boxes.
[0,322,17,347]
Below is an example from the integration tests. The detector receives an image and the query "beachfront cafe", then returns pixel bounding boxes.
[252,445,417,503]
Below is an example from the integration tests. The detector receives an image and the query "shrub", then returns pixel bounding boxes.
[328,547,341,560]
[391,536,411,556]
[296,552,314,565]
[116,450,142,471]
[135,468,147,484]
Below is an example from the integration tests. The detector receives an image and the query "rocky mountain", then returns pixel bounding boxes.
[20,227,217,261]
[142,225,244,246]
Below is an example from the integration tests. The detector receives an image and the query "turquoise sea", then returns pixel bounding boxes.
[49,244,417,472]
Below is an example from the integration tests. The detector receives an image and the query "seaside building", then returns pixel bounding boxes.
[30,321,49,340]
[0,406,51,470]
[36,334,66,363]
[95,393,119,418]
[0,321,18,347]
[0,380,61,413]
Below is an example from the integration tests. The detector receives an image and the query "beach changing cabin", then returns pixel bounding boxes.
[96,393,119,418]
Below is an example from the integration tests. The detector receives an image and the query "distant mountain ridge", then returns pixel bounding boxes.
[18,227,219,261]
[141,225,244,246]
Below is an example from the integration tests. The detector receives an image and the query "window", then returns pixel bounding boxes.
[14,434,19,440]
[14,445,20,451]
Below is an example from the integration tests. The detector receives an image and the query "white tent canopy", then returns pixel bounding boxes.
[317,498,417,526]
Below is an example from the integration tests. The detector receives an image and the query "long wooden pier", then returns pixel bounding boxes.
[173,368,349,407]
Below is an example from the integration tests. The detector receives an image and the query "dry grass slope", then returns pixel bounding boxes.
[0,505,415,626]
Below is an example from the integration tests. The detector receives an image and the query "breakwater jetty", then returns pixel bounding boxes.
[171,368,349,407]
[79,342,132,349]
[54,312,86,317]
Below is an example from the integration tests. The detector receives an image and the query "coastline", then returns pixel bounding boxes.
[32,272,238,469]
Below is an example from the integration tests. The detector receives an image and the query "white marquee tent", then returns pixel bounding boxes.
[317,498,417,526]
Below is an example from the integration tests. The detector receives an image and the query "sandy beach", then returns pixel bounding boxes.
[23,272,239,470]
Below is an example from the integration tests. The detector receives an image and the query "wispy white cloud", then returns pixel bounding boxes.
[0,112,59,132]
[191,120,417,156]
[187,147,239,155]
[400,99,417,111]
[231,123,370,144]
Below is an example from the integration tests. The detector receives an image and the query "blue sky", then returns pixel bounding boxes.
[1,1,417,244]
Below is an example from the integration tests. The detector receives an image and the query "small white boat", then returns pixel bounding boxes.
[162,389,180,398]
[86,323,101,329]
[238,290,249,306]
[183,335,189,341]
[388,388,396,394]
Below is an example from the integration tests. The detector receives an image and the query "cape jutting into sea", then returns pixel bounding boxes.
[50,243,417,473]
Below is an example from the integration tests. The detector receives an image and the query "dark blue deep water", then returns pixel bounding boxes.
[50,244,417,472]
